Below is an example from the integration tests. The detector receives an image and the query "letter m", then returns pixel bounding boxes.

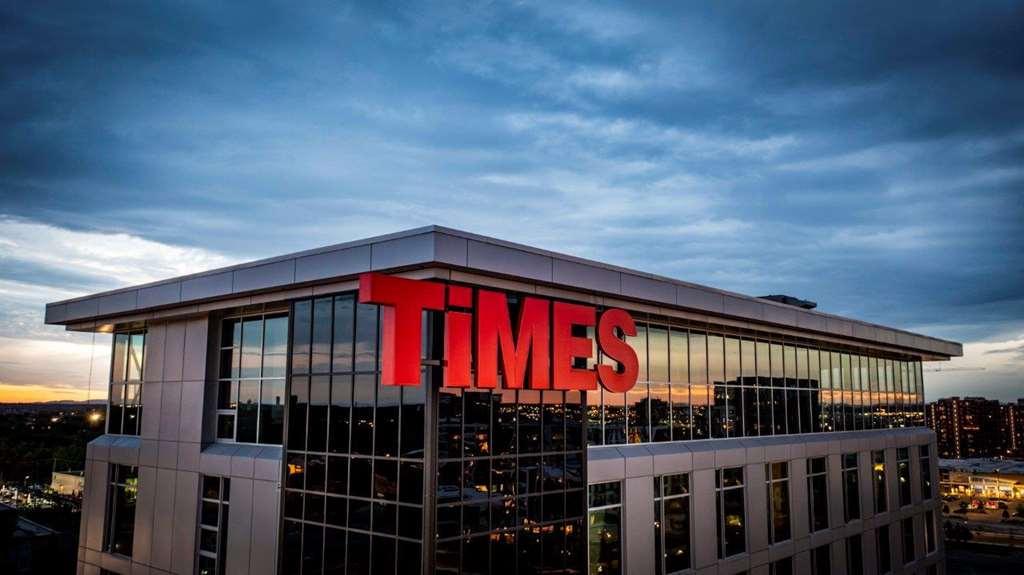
[476,290,550,389]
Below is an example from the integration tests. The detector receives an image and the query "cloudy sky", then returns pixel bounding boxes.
[1,1,1022,402]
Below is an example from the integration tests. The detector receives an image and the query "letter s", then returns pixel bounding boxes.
[596,308,639,393]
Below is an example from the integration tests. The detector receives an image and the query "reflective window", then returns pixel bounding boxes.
[925,510,936,554]
[654,474,690,574]
[769,557,792,575]
[810,544,830,575]
[807,457,829,532]
[690,333,709,440]
[216,311,287,444]
[104,464,137,557]
[846,534,863,574]
[766,462,791,543]
[877,524,892,574]
[842,453,860,522]
[197,475,230,575]
[919,445,933,500]
[872,450,888,513]
[285,295,425,575]
[716,467,745,558]
[896,448,911,507]
[109,330,145,435]
[901,517,915,564]
[589,482,622,575]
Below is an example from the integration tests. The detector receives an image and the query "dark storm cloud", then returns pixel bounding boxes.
[1,0,1022,398]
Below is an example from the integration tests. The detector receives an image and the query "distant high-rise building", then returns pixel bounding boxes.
[926,396,1024,458]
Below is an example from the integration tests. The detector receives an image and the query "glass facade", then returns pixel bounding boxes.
[587,324,926,447]
[283,295,425,575]
[877,525,892,574]
[872,450,887,513]
[807,457,829,533]
[715,467,745,558]
[217,311,288,444]
[109,330,145,435]
[901,517,915,564]
[842,453,861,522]
[810,544,830,575]
[919,445,933,500]
[896,448,912,507]
[271,282,935,575]
[436,386,586,574]
[588,482,622,575]
[766,462,791,544]
[104,464,138,557]
[198,475,231,575]
[654,473,691,574]
[847,534,863,574]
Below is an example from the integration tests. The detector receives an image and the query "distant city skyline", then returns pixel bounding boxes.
[1,1,1022,402]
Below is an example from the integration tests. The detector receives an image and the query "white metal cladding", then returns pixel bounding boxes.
[44,225,961,359]
[586,428,945,575]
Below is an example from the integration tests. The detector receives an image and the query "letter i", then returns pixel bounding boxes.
[444,285,473,387]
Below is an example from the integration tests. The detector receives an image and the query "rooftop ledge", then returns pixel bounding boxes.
[43,225,962,359]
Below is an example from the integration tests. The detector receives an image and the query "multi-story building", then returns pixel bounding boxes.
[45,226,961,575]
[925,397,1023,458]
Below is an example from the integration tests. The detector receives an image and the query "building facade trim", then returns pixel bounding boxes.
[44,226,962,359]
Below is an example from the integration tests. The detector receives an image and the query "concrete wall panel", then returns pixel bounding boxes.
[162,322,186,382]
[225,478,253,575]
[171,471,199,575]
[158,382,182,442]
[295,245,371,283]
[150,468,177,571]
[249,479,280,575]
[132,466,157,565]
[623,476,655,575]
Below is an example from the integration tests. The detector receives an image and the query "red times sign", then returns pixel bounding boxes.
[358,273,639,392]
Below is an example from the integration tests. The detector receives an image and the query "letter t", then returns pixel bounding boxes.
[358,273,445,386]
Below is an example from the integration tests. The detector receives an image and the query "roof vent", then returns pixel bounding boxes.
[759,294,817,310]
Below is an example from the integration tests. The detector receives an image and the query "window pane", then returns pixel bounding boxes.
[588,507,621,575]
[240,319,263,379]
[312,298,333,374]
[648,327,668,382]
[127,333,145,381]
[264,315,288,355]
[663,495,690,572]
[236,380,259,443]
[329,375,352,454]
[351,374,375,455]
[669,329,687,384]
[260,379,285,444]
[354,303,378,372]
[292,301,311,375]
[112,333,129,383]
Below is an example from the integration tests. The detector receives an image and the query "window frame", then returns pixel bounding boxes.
[197,475,231,575]
[104,464,138,557]
[215,309,288,445]
[108,329,146,435]
[766,461,791,544]
[715,466,746,559]
[841,453,861,522]
[588,481,623,575]
[654,473,692,575]
[807,457,830,533]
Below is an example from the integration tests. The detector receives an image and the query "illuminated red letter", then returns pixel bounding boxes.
[476,291,550,389]
[552,301,597,390]
[597,308,639,392]
[444,286,473,388]
[358,273,444,386]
